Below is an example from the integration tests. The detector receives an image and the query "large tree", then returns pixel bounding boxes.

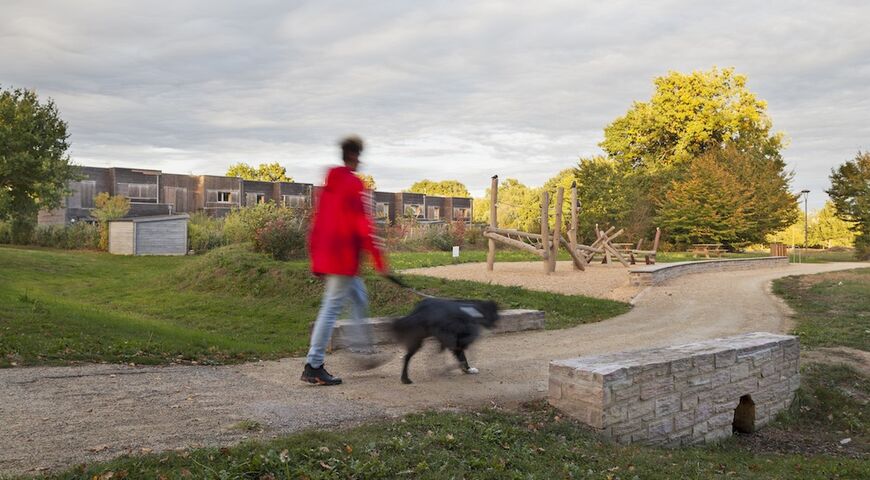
[407,179,470,197]
[356,173,376,190]
[600,67,784,171]
[226,162,293,182]
[827,151,870,259]
[656,151,750,245]
[591,67,795,246]
[0,87,76,242]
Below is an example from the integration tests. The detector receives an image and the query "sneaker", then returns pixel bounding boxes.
[301,363,342,386]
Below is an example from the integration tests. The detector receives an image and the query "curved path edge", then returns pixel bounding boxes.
[0,261,866,474]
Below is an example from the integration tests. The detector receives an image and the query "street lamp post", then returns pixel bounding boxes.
[800,190,810,247]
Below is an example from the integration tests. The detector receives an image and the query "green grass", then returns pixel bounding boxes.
[29,399,867,480]
[772,267,870,350]
[390,247,860,270]
[0,245,628,367]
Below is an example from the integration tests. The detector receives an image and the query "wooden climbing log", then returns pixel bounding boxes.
[541,191,550,273]
[483,232,545,256]
[487,175,498,271]
[485,227,543,240]
[551,187,563,273]
[570,182,579,270]
[559,237,586,271]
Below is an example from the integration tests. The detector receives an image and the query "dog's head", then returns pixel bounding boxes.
[475,300,500,329]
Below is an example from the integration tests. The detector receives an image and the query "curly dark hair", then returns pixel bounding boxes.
[340,135,364,160]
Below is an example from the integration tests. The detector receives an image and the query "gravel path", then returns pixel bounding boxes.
[1,261,866,475]
[403,260,642,302]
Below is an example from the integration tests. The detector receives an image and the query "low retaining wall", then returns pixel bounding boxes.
[329,309,545,350]
[548,332,800,447]
[629,256,789,286]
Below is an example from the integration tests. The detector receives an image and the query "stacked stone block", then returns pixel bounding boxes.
[548,332,800,446]
[628,256,790,286]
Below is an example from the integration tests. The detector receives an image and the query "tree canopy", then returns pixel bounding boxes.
[600,67,784,171]
[0,87,76,242]
[827,151,870,259]
[473,178,541,232]
[226,162,293,182]
[407,179,470,197]
[356,173,376,190]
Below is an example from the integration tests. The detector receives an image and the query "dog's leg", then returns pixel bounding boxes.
[451,349,479,374]
[401,340,423,385]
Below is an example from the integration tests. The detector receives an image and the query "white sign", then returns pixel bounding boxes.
[452,246,460,258]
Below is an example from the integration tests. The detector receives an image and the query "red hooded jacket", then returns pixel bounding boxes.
[308,166,386,276]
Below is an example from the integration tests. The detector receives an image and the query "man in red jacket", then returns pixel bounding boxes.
[302,135,388,386]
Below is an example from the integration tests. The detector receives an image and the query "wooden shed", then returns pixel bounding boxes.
[108,214,189,255]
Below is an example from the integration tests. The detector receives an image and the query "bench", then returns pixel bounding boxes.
[548,332,800,446]
[691,243,725,258]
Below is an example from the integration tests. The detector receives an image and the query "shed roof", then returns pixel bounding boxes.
[109,214,190,223]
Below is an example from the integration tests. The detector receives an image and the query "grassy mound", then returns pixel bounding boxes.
[1,245,629,367]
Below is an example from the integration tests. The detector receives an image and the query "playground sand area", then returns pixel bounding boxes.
[402,260,641,302]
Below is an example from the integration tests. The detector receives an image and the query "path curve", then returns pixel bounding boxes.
[1,261,866,474]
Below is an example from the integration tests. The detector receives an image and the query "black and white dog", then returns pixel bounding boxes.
[391,297,499,384]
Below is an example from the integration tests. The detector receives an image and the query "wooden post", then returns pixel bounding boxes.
[541,191,550,274]
[570,182,578,270]
[486,175,498,271]
[551,187,563,273]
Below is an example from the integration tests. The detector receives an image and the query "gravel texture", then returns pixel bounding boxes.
[403,260,642,302]
[0,261,866,475]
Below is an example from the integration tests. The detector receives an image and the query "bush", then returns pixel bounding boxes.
[0,221,10,244]
[30,222,99,249]
[92,193,131,250]
[253,217,307,260]
[423,225,454,252]
[188,212,227,254]
[224,203,306,244]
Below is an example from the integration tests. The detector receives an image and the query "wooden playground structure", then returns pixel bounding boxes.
[483,175,660,273]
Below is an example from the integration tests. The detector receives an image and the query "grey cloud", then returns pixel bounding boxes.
[1,0,868,208]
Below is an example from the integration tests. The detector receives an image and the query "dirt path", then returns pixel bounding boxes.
[1,261,866,475]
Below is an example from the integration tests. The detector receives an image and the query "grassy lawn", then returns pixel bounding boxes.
[0,245,628,367]
[9,251,870,479]
[391,247,860,270]
[772,267,870,350]
[31,398,867,480]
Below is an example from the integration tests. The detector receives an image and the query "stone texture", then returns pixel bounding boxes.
[628,257,790,286]
[548,332,800,446]
[328,308,545,350]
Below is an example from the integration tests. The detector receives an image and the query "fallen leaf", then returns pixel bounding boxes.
[318,446,330,453]
[319,461,333,471]
[344,444,353,454]
[180,468,191,477]
[87,445,110,453]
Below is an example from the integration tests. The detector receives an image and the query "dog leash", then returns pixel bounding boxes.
[384,274,436,299]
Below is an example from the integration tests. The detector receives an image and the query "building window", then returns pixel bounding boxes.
[256,194,266,204]
[376,202,390,219]
[118,183,158,201]
[427,206,441,220]
[405,204,424,218]
[282,195,308,208]
[217,191,232,203]
[453,207,470,220]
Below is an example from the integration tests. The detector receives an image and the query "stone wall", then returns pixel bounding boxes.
[629,257,790,286]
[548,332,800,446]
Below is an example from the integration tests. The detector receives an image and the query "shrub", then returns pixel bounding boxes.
[0,221,10,244]
[254,217,307,260]
[92,193,130,250]
[223,203,306,244]
[188,212,227,254]
[449,220,466,247]
[423,225,454,252]
[31,222,99,249]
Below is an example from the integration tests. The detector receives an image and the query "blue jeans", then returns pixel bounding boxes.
[306,275,373,368]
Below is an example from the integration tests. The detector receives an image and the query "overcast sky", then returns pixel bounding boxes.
[3,1,868,208]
